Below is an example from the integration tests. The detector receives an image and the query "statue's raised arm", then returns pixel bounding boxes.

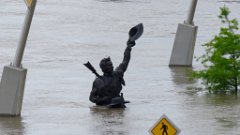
[116,23,144,74]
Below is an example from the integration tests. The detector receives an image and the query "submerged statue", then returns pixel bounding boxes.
[84,23,144,108]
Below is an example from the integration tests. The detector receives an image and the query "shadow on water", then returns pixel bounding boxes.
[0,116,25,135]
[203,93,240,129]
[169,67,203,95]
[89,106,129,135]
[204,93,240,106]
[169,67,194,85]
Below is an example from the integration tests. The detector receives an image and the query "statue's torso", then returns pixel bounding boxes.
[96,71,123,98]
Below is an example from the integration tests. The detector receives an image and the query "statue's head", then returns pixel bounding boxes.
[100,57,113,74]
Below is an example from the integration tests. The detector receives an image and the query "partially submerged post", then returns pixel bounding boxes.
[169,0,198,66]
[0,0,37,116]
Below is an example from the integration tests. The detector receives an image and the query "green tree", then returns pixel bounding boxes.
[191,6,240,93]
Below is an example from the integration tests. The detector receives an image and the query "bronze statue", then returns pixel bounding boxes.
[84,23,144,108]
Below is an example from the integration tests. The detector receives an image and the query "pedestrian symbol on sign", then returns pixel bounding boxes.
[161,122,168,135]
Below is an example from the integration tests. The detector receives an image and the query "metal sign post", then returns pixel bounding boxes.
[0,0,37,116]
[13,0,37,67]
[185,0,198,25]
[169,0,198,66]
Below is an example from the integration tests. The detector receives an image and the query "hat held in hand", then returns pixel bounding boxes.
[128,23,144,42]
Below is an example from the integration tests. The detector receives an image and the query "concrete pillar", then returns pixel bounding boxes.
[169,0,198,66]
[0,66,27,116]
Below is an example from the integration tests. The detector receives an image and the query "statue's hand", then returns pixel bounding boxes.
[127,40,136,47]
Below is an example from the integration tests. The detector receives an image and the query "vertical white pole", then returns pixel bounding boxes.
[12,0,37,67]
[185,0,198,25]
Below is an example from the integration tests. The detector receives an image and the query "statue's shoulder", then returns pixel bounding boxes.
[93,77,104,88]
[114,69,124,77]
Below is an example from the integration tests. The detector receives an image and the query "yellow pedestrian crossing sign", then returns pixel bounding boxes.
[149,114,180,135]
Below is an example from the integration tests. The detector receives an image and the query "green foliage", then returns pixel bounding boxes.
[191,6,240,93]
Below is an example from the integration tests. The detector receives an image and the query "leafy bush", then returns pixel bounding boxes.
[191,6,240,93]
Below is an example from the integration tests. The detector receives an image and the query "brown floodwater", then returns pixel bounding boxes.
[0,0,240,134]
